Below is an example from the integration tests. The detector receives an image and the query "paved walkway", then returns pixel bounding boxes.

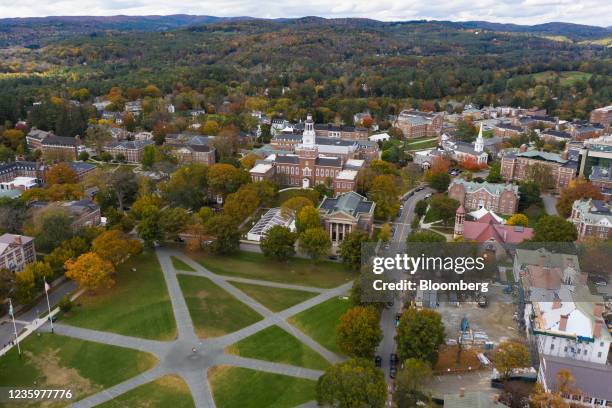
[36,248,350,408]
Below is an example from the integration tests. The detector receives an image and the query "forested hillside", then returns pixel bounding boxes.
[0,17,611,125]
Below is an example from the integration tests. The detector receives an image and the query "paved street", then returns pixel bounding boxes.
[376,186,432,383]
[31,248,350,408]
[0,279,77,348]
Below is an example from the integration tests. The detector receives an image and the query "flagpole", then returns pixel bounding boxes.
[8,298,21,357]
[44,278,54,333]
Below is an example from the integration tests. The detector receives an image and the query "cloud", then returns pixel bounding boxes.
[0,0,610,27]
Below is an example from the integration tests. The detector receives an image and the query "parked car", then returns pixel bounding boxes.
[374,355,382,367]
[424,193,432,199]
[415,186,424,192]
[390,353,398,365]
[395,313,402,327]
[590,274,608,286]
[389,366,397,378]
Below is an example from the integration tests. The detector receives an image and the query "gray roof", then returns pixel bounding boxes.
[517,150,567,164]
[315,157,342,167]
[0,161,39,176]
[444,392,508,408]
[541,130,571,139]
[42,135,78,146]
[275,155,299,164]
[450,179,518,196]
[319,191,374,217]
[590,166,612,182]
[69,162,96,173]
[27,128,52,141]
[541,355,612,402]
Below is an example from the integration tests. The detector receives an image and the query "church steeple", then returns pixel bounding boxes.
[474,122,484,153]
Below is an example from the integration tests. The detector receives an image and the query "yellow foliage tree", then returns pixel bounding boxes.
[65,252,115,291]
[507,213,529,227]
[92,230,142,268]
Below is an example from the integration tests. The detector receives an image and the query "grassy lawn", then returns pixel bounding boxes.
[177,274,262,338]
[209,366,316,408]
[405,137,439,151]
[288,297,351,355]
[97,375,194,408]
[191,251,354,288]
[63,250,177,340]
[226,325,329,370]
[229,282,316,312]
[276,188,320,206]
[171,256,195,271]
[0,333,157,407]
[525,70,593,86]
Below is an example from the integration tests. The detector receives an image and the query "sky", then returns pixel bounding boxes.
[0,0,610,27]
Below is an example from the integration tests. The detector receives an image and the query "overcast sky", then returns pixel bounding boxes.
[1,0,610,27]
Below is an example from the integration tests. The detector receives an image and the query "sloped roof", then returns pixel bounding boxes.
[541,356,612,402]
[319,191,374,217]
[451,179,518,196]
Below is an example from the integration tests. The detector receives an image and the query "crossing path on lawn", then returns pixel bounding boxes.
[36,247,350,408]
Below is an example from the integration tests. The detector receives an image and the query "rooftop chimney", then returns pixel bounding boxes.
[559,314,568,332]
[593,319,604,338]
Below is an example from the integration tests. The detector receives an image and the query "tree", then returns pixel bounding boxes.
[407,230,446,243]
[415,199,428,218]
[205,214,240,254]
[368,174,399,220]
[486,162,503,183]
[137,205,162,246]
[281,196,314,215]
[78,151,90,161]
[141,144,156,168]
[110,168,140,212]
[427,171,451,192]
[84,126,112,154]
[15,268,36,304]
[159,207,191,240]
[492,340,530,380]
[207,163,249,198]
[46,163,78,185]
[65,252,115,291]
[92,230,142,267]
[426,195,460,226]
[533,215,578,242]
[316,358,386,408]
[396,308,445,365]
[336,306,382,358]
[524,163,554,191]
[260,226,297,260]
[556,178,603,217]
[296,206,321,233]
[223,185,260,222]
[299,228,331,260]
[507,213,529,227]
[379,224,392,243]
[339,230,370,270]
[395,358,433,408]
[518,181,542,209]
[161,163,209,209]
[23,261,53,288]
[25,207,74,252]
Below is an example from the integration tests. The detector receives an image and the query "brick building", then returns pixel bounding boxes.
[568,122,606,141]
[448,179,519,215]
[32,199,101,230]
[40,135,81,161]
[589,105,612,128]
[313,124,368,140]
[104,140,154,163]
[318,191,375,248]
[493,123,523,138]
[0,233,36,272]
[0,161,43,183]
[570,199,612,240]
[589,166,612,201]
[394,110,444,139]
[501,150,577,191]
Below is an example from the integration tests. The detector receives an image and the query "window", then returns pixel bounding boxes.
[551,344,555,350]
[598,352,602,358]
[572,394,581,401]
[564,346,568,352]
[582,396,592,403]
[594,399,604,405]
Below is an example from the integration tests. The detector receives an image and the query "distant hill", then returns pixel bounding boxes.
[0,14,610,48]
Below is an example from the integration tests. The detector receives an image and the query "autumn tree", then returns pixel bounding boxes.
[556,178,603,217]
[396,308,445,365]
[492,340,530,380]
[507,214,529,227]
[368,174,399,220]
[281,196,314,216]
[394,358,433,408]
[65,252,115,291]
[339,229,370,270]
[15,268,36,304]
[207,163,249,198]
[260,226,297,260]
[159,207,191,241]
[223,185,260,222]
[137,205,162,246]
[46,163,78,185]
[160,163,208,209]
[379,223,392,242]
[336,306,382,358]
[316,359,386,408]
[84,126,112,154]
[92,230,142,268]
[23,261,53,288]
[296,206,321,233]
[299,228,331,260]
[205,214,240,254]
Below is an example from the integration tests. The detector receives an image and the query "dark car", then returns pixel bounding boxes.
[395,313,402,327]
[415,186,424,192]
[590,274,608,286]
[374,355,382,367]
[389,366,397,379]
[390,353,398,366]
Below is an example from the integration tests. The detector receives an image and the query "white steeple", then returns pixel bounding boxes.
[302,113,316,147]
[474,122,484,153]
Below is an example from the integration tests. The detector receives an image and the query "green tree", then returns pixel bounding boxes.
[281,196,314,215]
[141,144,156,168]
[137,205,162,246]
[207,163,249,198]
[260,226,297,260]
[15,268,36,304]
[23,261,53,288]
[296,206,321,233]
[339,229,369,270]
[205,214,240,254]
[316,358,386,408]
[426,195,460,226]
[379,224,392,243]
[518,181,543,209]
[299,228,331,260]
[26,208,74,252]
[407,231,446,243]
[161,164,209,209]
[368,174,399,220]
[486,162,503,183]
[336,306,382,358]
[415,200,428,218]
[427,172,451,192]
[533,215,578,242]
[395,358,433,408]
[396,308,445,365]
[159,207,191,240]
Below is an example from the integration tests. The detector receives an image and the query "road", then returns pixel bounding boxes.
[0,280,77,348]
[375,186,432,384]
[542,193,559,216]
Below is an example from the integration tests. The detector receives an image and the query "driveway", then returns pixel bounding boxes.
[542,194,558,216]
